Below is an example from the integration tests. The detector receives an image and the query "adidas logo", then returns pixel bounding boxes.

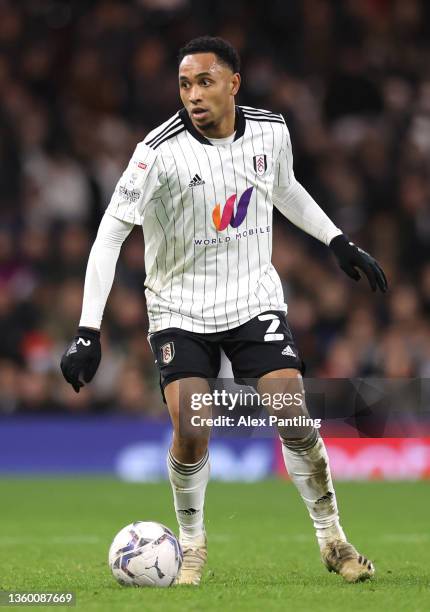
[188,174,205,188]
[282,345,296,357]
[315,491,334,505]
[178,508,198,516]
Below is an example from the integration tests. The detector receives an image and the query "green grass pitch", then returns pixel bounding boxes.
[0,479,429,611]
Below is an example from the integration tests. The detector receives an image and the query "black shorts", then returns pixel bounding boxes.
[149,311,305,401]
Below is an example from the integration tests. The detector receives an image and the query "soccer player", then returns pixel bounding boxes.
[61,36,387,585]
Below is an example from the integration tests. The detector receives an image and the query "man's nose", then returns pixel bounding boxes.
[189,85,202,103]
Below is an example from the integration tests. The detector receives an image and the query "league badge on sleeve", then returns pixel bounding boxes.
[160,342,175,364]
[253,154,267,176]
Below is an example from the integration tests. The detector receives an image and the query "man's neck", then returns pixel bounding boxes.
[192,105,236,139]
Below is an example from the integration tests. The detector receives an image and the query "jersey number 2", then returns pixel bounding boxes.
[258,314,284,341]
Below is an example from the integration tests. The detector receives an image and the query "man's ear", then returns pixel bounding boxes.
[231,73,241,96]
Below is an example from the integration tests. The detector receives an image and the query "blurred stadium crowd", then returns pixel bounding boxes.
[0,0,429,415]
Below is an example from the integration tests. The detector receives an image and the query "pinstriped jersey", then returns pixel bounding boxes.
[106,105,294,333]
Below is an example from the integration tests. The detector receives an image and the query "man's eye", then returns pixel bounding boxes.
[181,82,190,89]
[201,80,211,86]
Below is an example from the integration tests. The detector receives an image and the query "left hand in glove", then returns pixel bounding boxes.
[329,234,388,293]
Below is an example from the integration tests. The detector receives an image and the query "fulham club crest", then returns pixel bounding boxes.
[160,342,175,364]
[253,154,267,176]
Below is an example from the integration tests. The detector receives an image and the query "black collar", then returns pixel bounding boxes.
[179,106,246,145]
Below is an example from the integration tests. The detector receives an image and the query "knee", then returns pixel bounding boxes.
[172,432,209,463]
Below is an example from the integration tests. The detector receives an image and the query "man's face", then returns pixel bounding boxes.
[179,52,240,132]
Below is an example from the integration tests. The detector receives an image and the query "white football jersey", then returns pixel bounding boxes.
[106,105,295,333]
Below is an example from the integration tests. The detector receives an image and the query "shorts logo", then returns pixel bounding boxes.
[137,161,147,170]
[253,154,267,176]
[282,345,296,357]
[160,342,175,364]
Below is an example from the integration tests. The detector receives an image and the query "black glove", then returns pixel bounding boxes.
[329,234,388,293]
[60,327,101,393]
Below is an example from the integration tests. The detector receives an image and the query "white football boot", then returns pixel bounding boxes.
[175,532,207,586]
[321,538,375,582]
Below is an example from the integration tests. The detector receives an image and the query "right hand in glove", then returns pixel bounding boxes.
[60,327,101,393]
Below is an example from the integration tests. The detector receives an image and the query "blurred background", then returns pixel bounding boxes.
[0,0,429,479]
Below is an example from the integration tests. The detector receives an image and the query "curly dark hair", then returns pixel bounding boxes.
[178,36,240,73]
